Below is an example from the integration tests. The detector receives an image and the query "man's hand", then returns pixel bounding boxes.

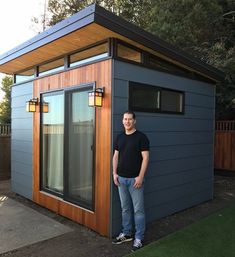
[133,150,149,188]
[113,173,120,186]
[113,150,120,186]
[133,176,143,188]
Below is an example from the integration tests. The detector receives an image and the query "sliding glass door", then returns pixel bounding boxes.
[64,86,95,209]
[41,84,95,210]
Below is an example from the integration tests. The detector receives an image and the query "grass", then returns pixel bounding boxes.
[125,203,235,257]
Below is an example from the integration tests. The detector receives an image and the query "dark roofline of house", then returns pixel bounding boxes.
[0,4,224,81]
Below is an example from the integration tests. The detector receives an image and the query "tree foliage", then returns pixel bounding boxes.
[46,0,154,28]
[148,0,235,120]
[0,76,13,124]
[34,0,235,120]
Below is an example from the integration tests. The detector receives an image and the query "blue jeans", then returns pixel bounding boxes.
[118,176,145,241]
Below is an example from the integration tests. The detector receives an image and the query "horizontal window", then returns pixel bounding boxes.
[15,68,34,83]
[129,82,184,114]
[115,39,212,83]
[117,43,141,63]
[148,55,190,77]
[69,42,109,68]
[39,58,64,76]
[129,82,160,112]
[161,89,183,113]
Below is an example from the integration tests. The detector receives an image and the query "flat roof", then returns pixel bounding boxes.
[0,4,223,82]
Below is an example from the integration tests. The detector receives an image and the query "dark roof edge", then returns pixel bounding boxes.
[94,4,224,82]
[0,4,96,65]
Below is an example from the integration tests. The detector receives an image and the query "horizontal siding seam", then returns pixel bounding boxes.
[150,143,213,148]
[11,170,33,177]
[11,148,32,154]
[11,158,32,166]
[113,113,214,121]
[145,187,212,212]
[145,176,212,195]
[147,165,213,178]
[149,153,213,162]
[149,153,212,164]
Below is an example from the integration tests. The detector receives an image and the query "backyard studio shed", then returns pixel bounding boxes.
[0,4,223,237]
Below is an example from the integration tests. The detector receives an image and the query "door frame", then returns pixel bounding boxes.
[63,83,96,210]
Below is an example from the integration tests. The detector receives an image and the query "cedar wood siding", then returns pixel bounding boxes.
[110,60,215,236]
[33,59,112,237]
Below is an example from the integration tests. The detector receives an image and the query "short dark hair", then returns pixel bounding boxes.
[123,110,136,119]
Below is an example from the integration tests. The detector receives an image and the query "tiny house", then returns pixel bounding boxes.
[0,4,223,237]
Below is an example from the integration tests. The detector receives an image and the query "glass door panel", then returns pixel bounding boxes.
[64,86,95,210]
[41,91,64,194]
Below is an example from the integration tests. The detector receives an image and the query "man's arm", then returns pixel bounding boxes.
[134,150,149,188]
[113,150,120,186]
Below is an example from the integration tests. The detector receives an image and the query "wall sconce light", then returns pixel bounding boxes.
[42,101,49,113]
[26,98,49,113]
[26,97,39,112]
[88,87,104,107]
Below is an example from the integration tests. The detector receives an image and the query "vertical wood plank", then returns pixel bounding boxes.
[214,121,235,172]
[231,133,235,170]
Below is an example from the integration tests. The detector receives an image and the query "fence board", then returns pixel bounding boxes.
[0,124,11,135]
[0,124,11,180]
[214,121,235,171]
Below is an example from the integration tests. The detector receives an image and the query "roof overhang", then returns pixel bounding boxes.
[0,4,224,82]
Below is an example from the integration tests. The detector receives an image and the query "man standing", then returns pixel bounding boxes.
[112,111,150,252]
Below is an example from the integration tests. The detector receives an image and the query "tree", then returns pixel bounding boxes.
[148,0,235,120]
[44,0,154,29]
[0,76,13,124]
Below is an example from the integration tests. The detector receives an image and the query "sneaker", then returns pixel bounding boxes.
[112,233,133,244]
[131,239,143,252]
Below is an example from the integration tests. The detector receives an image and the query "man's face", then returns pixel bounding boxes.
[122,113,136,131]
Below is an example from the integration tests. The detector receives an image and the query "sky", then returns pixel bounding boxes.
[0,0,46,100]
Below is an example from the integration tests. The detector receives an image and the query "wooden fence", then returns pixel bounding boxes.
[214,120,235,171]
[0,124,11,135]
[0,124,11,180]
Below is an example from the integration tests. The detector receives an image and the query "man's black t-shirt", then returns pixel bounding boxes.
[114,130,150,178]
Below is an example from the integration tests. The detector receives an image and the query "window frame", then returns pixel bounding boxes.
[14,68,35,84]
[39,83,96,211]
[13,38,214,85]
[38,57,65,77]
[160,87,185,114]
[63,83,96,211]
[116,41,142,63]
[129,81,185,115]
[129,82,160,113]
[69,40,109,68]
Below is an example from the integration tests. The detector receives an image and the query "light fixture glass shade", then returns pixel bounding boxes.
[88,88,104,107]
[42,102,49,113]
[88,91,95,106]
[26,99,38,112]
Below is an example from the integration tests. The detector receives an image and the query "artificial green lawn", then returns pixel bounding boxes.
[126,203,235,257]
